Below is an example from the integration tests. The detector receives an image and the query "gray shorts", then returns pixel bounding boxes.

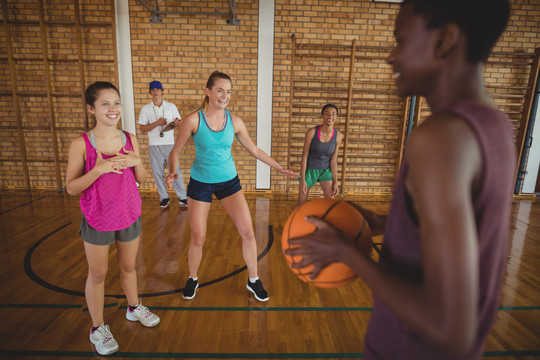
[79,214,142,246]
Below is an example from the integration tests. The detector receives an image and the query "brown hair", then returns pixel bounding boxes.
[85,81,120,128]
[85,81,119,107]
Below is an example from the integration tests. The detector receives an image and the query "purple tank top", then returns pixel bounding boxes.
[80,131,142,231]
[364,100,517,359]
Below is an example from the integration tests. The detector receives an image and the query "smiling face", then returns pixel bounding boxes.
[87,88,122,127]
[321,106,338,127]
[387,3,440,98]
[205,78,232,110]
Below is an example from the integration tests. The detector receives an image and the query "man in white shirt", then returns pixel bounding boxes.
[138,80,187,209]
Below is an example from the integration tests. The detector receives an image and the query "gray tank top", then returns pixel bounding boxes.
[306,125,337,169]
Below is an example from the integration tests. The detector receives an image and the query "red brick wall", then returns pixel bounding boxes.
[129,0,260,193]
[0,0,116,190]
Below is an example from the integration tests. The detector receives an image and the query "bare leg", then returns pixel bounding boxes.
[187,197,212,278]
[83,242,110,327]
[220,190,258,278]
[296,183,310,208]
[116,236,141,306]
[320,180,336,199]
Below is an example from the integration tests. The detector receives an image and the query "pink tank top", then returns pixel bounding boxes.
[80,131,142,231]
[364,100,517,359]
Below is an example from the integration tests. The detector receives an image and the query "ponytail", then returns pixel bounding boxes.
[200,95,209,111]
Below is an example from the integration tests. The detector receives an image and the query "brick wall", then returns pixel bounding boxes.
[129,0,260,194]
[0,0,116,190]
[1,0,539,195]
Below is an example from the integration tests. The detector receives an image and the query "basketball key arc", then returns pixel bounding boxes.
[24,222,275,299]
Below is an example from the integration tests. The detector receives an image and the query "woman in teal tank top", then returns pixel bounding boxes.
[167,71,298,302]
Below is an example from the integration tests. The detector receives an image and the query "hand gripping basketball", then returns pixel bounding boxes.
[282,198,372,288]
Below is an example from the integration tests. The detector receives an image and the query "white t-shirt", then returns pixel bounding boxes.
[138,100,181,145]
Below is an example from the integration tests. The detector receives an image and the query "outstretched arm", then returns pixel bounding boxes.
[233,115,299,178]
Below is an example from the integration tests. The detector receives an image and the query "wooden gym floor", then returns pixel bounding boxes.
[0,190,538,359]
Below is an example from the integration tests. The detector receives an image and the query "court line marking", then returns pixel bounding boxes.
[23,223,274,298]
[9,217,540,358]
[16,223,540,311]
[0,197,44,215]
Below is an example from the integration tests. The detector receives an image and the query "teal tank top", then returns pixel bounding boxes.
[190,109,237,183]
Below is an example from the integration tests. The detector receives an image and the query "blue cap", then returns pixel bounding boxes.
[149,80,163,90]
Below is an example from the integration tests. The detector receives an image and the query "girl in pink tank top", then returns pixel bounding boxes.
[65,82,159,356]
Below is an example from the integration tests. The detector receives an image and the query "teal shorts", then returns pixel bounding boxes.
[298,168,333,188]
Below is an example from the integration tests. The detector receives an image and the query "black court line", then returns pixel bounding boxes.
[23,222,85,297]
[18,223,538,311]
[0,350,539,358]
[18,223,540,358]
[373,243,383,255]
[0,197,44,216]
[23,223,274,299]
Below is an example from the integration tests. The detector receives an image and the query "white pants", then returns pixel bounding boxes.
[149,144,187,201]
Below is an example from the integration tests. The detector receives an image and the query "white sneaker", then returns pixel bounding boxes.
[126,302,160,327]
[89,324,119,356]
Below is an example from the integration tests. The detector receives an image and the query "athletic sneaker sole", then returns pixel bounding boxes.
[90,336,119,355]
[182,282,199,299]
[246,284,269,302]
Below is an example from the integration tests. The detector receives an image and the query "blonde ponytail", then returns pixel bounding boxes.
[200,95,209,111]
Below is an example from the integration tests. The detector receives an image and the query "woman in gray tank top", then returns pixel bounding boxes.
[296,104,343,208]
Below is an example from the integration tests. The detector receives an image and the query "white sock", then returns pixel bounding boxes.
[190,277,198,281]
[249,277,259,283]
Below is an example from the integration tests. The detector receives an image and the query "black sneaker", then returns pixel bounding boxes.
[159,198,170,209]
[247,279,269,302]
[182,278,199,300]
[179,198,188,207]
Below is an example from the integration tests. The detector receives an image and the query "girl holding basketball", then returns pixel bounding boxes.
[166,71,298,302]
[65,82,160,356]
[296,104,343,208]
[286,0,514,358]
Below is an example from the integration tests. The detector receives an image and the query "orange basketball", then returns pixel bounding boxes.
[282,198,372,288]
